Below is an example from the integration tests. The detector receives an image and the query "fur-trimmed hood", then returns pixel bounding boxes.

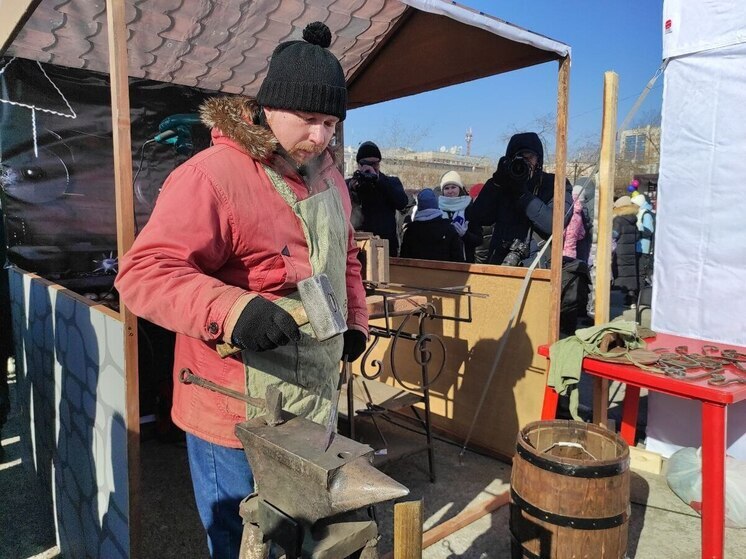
[199,96,278,162]
[613,203,639,217]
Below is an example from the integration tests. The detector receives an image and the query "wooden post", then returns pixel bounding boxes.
[548,56,570,345]
[593,71,619,427]
[394,500,423,559]
[334,120,345,175]
[106,0,140,556]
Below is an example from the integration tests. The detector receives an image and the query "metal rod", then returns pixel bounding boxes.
[367,282,489,299]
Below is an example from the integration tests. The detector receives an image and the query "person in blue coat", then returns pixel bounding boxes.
[467,132,572,267]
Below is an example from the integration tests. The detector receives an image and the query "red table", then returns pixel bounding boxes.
[539,333,746,559]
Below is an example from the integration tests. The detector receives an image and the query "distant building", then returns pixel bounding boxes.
[619,125,661,168]
[344,146,494,190]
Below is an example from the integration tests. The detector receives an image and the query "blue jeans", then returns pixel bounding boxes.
[186,433,255,559]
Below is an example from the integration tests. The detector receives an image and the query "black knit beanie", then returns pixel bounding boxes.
[356,141,382,162]
[257,22,347,121]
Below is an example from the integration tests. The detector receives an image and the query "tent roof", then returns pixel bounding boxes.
[3,0,570,108]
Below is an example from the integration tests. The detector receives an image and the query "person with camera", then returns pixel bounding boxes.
[346,141,408,256]
[438,171,483,263]
[467,132,572,267]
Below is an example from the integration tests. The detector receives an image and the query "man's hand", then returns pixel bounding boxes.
[492,156,529,199]
[342,329,367,362]
[231,296,302,352]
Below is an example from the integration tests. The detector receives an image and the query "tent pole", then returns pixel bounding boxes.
[106,0,141,556]
[548,56,570,344]
[593,71,619,427]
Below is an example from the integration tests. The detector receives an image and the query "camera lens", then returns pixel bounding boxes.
[508,156,530,181]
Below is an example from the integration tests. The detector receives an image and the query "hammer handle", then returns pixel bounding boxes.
[215,304,309,359]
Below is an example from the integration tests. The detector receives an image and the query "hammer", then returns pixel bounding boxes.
[216,273,347,358]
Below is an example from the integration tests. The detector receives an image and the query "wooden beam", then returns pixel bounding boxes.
[422,491,509,548]
[394,500,423,559]
[105,0,140,556]
[381,492,510,559]
[0,0,42,56]
[593,71,619,427]
[548,56,570,347]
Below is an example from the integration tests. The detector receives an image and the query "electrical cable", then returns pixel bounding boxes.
[132,139,155,234]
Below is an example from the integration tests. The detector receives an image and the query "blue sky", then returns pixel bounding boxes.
[344,1,664,160]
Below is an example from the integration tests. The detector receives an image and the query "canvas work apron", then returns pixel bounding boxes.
[242,165,348,425]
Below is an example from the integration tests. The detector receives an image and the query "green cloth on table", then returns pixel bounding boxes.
[548,321,646,420]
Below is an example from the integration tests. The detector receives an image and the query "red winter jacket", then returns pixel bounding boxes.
[115,97,368,447]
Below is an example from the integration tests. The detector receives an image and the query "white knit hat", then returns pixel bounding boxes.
[440,170,463,189]
[631,193,647,207]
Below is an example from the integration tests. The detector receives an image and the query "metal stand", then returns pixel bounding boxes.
[239,495,379,559]
[346,285,476,483]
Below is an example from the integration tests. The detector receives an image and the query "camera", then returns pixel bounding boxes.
[352,169,378,185]
[506,155,531,182]
[501,238,530,267]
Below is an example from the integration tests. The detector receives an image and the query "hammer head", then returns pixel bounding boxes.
[297,274,347,341]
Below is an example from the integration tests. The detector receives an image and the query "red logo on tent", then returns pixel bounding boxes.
[665,19,672,34]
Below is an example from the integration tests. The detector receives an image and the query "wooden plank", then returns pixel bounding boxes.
[593,71,619,427]
[393,500,423,559]
[391,256,552,280]
[423,492,509,548]
[0,0,42,56]
[105,0,140,557]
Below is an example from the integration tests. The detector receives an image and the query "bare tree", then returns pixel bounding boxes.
[374,117,431,150]
[567,134,600,183]
[500,112,556,157]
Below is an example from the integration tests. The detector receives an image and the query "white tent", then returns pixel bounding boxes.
[648,0,746,458]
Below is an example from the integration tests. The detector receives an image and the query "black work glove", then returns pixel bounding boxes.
[231,296,302,352]
[492,156,529,199]
[342,329,367,362]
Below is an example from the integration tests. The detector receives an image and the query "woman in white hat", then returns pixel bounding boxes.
[438,170,482,262]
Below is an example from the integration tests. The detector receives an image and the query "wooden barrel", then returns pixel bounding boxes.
[509,420,630,559]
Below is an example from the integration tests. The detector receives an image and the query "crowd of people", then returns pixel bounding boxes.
[348,132,574,267]
[347,136,657,317]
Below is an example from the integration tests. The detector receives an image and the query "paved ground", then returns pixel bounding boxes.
[5,398,746,558]
[4,290,745,558]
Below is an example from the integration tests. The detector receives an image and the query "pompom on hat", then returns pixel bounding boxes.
[257,22,347,120]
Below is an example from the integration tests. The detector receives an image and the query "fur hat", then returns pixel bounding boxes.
[613,195,632,208]
[356,141,382,162]
[417,188,438,211]
[440,170,464,189]
[256,22,347,120]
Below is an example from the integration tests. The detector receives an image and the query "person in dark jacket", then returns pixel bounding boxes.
[400,189,465,263]
[468,183,493,264]
[347,141,408,256]
[438,171,483,263]
[467,132,572,267]
[611,195,640,305]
